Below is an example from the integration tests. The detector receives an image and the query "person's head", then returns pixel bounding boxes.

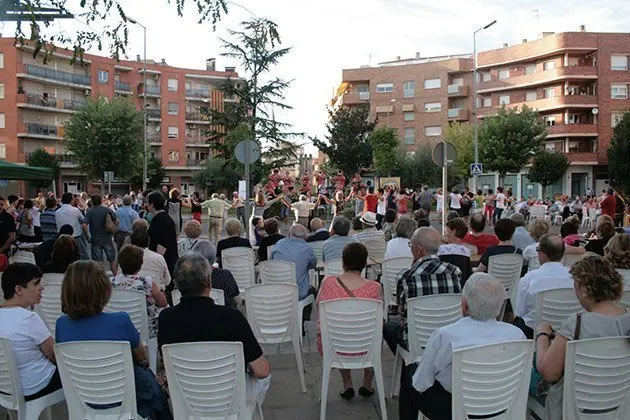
[147,191,166,212]
[264,218,280,235]
[476,189,482,196]
[169,188,180,199]
[528,219,550,242]
[310,218,324,231]
[395,216,417,240]
[570,256,624,311]
[330,216,351,237]
[221,218,241,237]
[469,213,486,234]
[351,216,363,232]
[91,194,102,206]
[461,273,507,320]
[130,228,149,248]
[604,233,630,269]
[446,210,460,222]
[7,194,18,205]
[497,186,504,193]
[560,219,579,238]
[377,188,384,197]
[1,263,43,305]
[384,209,397,224]
[251,216,263,229]
[289,223,308,240]
[122,195,133,206]
[410,227,441,260]
[52,234,79,268]
[219,193,226,200]
[45,196,56,209]
[537,234,565,263]
[132,218,149,231]
[494,218,516,242]
[596,216,616,239]
[446,218,468,240]
[607,187,614,195]
[23,199,33,210]
[162,185,169,193]
[61,261,112,319]
[174,253,212,298]
[342,242,368,273]
[360,211,377,229]
[118,244,144,276]
[412,208,428,223]
[510,212,525,227]
[61,192,74,205]
[183,219,202,240]
[191,240,217,265]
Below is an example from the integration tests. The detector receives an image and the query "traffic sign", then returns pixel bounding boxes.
[0,180,7,187]
[235,140,261,164]
[431,141,457,168]
[470,163,483,176]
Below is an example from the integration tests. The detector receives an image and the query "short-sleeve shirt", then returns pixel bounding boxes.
[211,268,241,309]
[0,307,56,395]
[600,195,616,219]
[480,244,523,268]
[0,209,16,254]
[462,232,499,255]
[364,194,378,213]
[111,274,159,338]
[56,312,140,349]
[85,205,117,243]
[158,296,263,365]
[557,311,630,341]
[148,211,179,272]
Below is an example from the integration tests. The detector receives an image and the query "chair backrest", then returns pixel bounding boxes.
[172,289,225,307]
[439,254,472,285]
[34,285,62,337]
[259,260,297,285]
[138,267,160,282]
[363,238,387,264]
[534,288,582,331]
[323,259,343,277]
[246,283,298,345]
[527,255,541,272]
[561,253,585,268]
[55,341,139,419]
[620,291,630,310]
[41,272,64,288]
[162,341,247,419]
[452,340,534,420]
[0,337,24,412]
[222,247,255,293]
[222,246,254,259]
[105,289,149,343]
[406,294,463,361]
[587,207,598,218]
[8,251,35,265]
[267,244,275,261]
[529,207,546,219]
[618,269,630,288]
[563,337,630,419]
[319,298,383,369]
[488,254,524,292]
[381,257,412,307]
[310,241,325,262]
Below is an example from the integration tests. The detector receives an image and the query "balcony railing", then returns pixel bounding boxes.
[24,123,62,137]
[185,112,210,122]
[115,81,131,91]
[22,93,86,111]
[477,65,598,93]
[185,88,210,98]
[25,153,76,164]
[447,85,468,96]
[447,108,468,120]
[186,158,207,167]
[24,64,91,86]
[146,108,161,119]
[185,135,210,145]
[141,85,161,95]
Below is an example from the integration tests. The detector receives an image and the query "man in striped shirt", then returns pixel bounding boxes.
[39,196,58,242]
[383,226,462,354]
[322,216,357,262]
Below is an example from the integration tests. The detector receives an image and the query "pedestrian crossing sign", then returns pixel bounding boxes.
[470,163,483,176]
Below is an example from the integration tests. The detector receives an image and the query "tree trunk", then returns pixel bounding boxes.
[541,185,546,200]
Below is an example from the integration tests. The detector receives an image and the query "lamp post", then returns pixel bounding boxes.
[472,19,497,193]
[127,17,148,192]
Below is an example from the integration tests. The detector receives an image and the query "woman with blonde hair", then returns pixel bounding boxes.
[178,219,202,255]
[585,215,616,256]
[522,219,550,267]
[604,233,630,277]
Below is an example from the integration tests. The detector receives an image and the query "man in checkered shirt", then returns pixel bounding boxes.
[383,226,462,354]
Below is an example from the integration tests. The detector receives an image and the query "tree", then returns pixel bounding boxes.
[369,127,399,176]
[398,147,459,189]
[64,97,143,189]
[311,104,376,179]
[478,105,546,185]
[129,156,166,189]
[193,158,241,193]
[444,122,474,185]
[27,148,59,189]
[527,151,570,198]
[608,112,630,193]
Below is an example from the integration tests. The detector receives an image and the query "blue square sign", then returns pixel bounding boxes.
[470,163,483,176]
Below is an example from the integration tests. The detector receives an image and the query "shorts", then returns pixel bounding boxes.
[91,239,117,262]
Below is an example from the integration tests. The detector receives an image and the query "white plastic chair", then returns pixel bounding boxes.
[561,253,585,268]
[319,298,387,420]
[620,290,630,310]
[162,341,262,420]
[452,340,534,420]
[390,294,462,398]
[266,244,275,261]
[259,260,296,285]
[529,206,546,222]
[54,341,146,420]
[553,206,564,225]
[323,259,343,277]
[171,288,225,306]
[363,237,387,266]
[527,255,541,272]
[488,254,523,317]
[34,285,62,337]
[581,207,597,228]
[41,273,64,288]
[8,251,35,265]
[534,288,582,331]
[381,257,412,314]
[246,283,306,393]
[222,247,256,296]
[0,338,65,420]
[310,241,325,263]
[138,267,160,283]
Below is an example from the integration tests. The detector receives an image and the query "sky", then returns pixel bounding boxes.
[4,0,630,154]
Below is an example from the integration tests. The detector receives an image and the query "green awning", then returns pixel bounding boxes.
[0,160,54,181]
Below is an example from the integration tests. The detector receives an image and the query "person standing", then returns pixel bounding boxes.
[232,191,247,227]
[201,193,233,244]
[55,192,89,260]
[115,195,139,251]
[0,196,16,257]
[376,188,387,229]
[291,195,316,228]
[190,191,203,223]
[449,188,462,216]
[17,199,36,242]
[39,197,58,242]
[147,191,179,276]
[599,188,616,221]
[493,186,506,224]
[85,194,119,276]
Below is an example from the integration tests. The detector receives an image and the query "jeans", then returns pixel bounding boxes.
[492,207,504,224]
[75,234,90,260]
[236,207,247,227]
[383,320,406,355]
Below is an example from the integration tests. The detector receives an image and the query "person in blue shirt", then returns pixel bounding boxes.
[115,195,139,251]
[56,260,172,420]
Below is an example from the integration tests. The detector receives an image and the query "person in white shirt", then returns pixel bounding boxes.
[449,188,462,214]
[55,192,89,259]
[291,194,316,228]
[493,186,506,224]
[400,272,525,419]
[514,234,572,338]
[376,188,387,229]
[130,227,172,290]
[384,216,415,260]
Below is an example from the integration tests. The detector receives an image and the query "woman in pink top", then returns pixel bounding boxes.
[316,242,382,399]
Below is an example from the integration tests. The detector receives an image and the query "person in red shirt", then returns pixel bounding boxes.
[364,188,379,214]
[600,188,616,220]
[462,213,499,255]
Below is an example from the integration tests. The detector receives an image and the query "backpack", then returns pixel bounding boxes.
[105,211,119,234]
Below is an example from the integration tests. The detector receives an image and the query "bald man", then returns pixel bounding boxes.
[306,218,330,243]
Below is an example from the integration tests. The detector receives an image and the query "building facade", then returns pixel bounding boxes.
[0,38,240,195]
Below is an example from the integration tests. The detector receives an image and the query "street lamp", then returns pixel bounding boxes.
[387,98,396,127]
[127,17,148,192]
[472,19,497,192]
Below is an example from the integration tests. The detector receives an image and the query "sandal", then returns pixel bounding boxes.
[339,388,355,399]
[358,386,375,397]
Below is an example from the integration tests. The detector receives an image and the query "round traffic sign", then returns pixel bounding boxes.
[431,141,457,168]
[234,140,261,164]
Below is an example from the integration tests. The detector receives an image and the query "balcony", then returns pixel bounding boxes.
[146,108,161,120]
[25,152,77,168]
[19,123,64,139]
[139,85,161,97]
[18,93,86,113]
[22,64,91,87]
[185,134,210,147]
[115,81,132,93]
[147,135,162,146]
[185,112,210,123]
[341,91,370,106]
[447,84,468,97]
[477,66,598,93]
[185,87,211,100]
[546,123,598,138]
[479,95,598,118]
[447,108,469,121]
[186,158,207,167]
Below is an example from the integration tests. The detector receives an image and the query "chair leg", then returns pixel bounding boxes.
[373,361,388,420]
[390,350,402,398]
[320,366,331,420]
[293,336,307,393]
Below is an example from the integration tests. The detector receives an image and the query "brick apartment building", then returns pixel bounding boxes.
[331,27,630,198]
[0,37,240,195]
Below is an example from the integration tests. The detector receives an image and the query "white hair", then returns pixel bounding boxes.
[289,223,308,239]
[462,273,506,321]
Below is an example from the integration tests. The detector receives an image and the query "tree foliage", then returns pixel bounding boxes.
[608,112,630,193]
[397,147,458,189]
[369,127,399,176]
[444,122,474,185]
[27,148,59,189]
[129,156,166,189]
[311,105,376,179]
[478,106,546,184]
[193,158,241,193]
[63,97,143,184]
[527,151,570,198]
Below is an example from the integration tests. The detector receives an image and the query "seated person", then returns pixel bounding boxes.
[0,263,61,401]
[177,219,202,256]
[307,217,330,242]
[560,216,582,247]
[56,261,172,419]
[42,234,79,274]
[112,245,168,338]
[476,218,524,274]
[510,213,535,251]
[158,253,270,406]
[438,217,476,257]
[130,227,171,291]
[384,216,415,260]
[323,216,358,262]
[400,273,525,420]
[34,224,73,269]
[534,256,630,419]
[604,233,630,276]
[585,215,616,256]
[381,209,397,241]
[462,213,499,254]
[252,216,267,246]
[522,219,551,266]
[217,218,251,267]
[272,224,317,301]
[191,240,243,308]
[257,218,284,262]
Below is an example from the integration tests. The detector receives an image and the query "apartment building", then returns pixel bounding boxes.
[0,37,240,195]
[331,27,630,198]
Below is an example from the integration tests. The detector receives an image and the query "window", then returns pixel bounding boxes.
[482,97,492,107]
[424,126,442,136]
[357,84,370,100]
[498,69,510,79]
[545,116,556,127]
[424,102,441,112]
[611,55,629,71]
[544,88,555,99]
[168,150,179,162]
[543,61,555,71]
[0,83,4,99]
[167,126,179,139]
[168,102,178,115]
[0,144,5,159]
[0,53,4,69]
[611,84,628,99]
[97,70,109,84]
[481,72,491,82]
[612,111,626,127]
[525,91,537,102]
[499,95,510,105]
[168,79,178,91]
[403,81,415,98]
[0,113,5,128]
[524,65,536,75]
[404,128,415,144]
[451,77,464,86]
[376,83,394,93]
[424,78,441,89]
[568,114,581,124]
[403,112,415,121]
